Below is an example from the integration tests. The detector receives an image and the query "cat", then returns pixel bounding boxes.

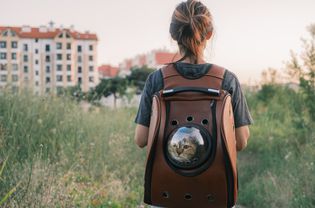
[167,136,199,165]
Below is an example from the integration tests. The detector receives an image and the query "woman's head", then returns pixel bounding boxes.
[170,0,213,64]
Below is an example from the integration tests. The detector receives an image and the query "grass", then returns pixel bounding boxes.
[0,87,314,207]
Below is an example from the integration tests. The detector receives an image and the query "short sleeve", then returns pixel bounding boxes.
[134,69,164,127]
[222,71,254,128]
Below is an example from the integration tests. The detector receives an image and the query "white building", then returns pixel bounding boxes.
[0,23,98,95]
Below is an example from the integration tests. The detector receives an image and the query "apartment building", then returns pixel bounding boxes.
[0,23,98,95]
[98,64,119,79]
[119,49,182,76]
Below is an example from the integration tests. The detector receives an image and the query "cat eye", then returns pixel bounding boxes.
[183,145,189,149]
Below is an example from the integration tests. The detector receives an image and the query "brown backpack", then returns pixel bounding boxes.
[144,63,238,208]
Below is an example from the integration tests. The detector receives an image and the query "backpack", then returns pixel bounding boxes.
[144,63,238,208]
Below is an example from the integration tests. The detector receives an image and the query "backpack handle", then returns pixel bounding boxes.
[162,87,220,97]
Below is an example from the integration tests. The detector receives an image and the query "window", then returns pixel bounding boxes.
[23,55,28,62]
[11,53,17,60]
[35,60,39,65]
[56,42,62,50]
[46,77,50,83]
[58,33,63,38]
[12,87,19,94]
[1,75,7,82]
[67,65,71,71]
[12,75,18,82]
[89,55,93,61]
[89,66,94,72]
[78,66,82,73]
[12,64,18,71]
[89,45,93,51]
[56,75,63,82]
[35,81,39,86]
[67,75,71,82]
[78,56,82,63]
[56,87,63,95]
[45,88,50,93]
[35,49,39,54]
[45,44,50,52]
[23,44,28,51]
[0,64,7,71]
[65,33,71,38]
[45,55,50,62]
[57,54,62,60]
[0,41,6,48]
[66,54,71,60]
[46,66,50,73]
[57,65,62,71]
[78,77,82,83]
[0,53,7,60]
[35,70,39,76]
[10,31,16,37]
[77,45,82,52]
[2,31,8,36]
[24,66,28,73]
[89,76,94,82]
[66,43,71,50]
[11,41,18,48]
[35,38,39,43]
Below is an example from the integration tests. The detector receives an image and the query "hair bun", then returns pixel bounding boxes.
[169,0,213,63]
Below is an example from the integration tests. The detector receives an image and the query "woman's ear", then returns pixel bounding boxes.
[206,31,213,40]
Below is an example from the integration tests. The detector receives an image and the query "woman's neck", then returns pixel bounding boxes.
[180,56,206,64]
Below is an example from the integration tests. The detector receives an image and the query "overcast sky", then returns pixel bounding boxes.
[1,0,315,83]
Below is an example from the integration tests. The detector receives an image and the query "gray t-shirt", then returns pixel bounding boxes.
[134,62,253,128]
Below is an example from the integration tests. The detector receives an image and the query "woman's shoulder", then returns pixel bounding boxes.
[145,68,164,93]
[222,68,241,91]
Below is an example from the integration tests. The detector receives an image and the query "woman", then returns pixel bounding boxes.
[134,0,253,207]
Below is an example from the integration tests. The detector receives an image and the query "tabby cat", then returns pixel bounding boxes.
[167,136,199,164]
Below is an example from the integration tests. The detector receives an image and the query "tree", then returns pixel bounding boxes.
[127,65,155,94]
[93,77,127,108]
[66,84,85,102]
[286,23,315,121]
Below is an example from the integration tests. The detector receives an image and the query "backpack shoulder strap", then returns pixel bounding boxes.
[161,63,226,90]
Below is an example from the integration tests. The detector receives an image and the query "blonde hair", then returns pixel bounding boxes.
[169,0,213,64]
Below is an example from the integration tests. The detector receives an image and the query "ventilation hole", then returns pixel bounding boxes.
[184,193,192,200]
[162,191,169,198]
[186,116,193,122]
[202,119,208,125]
[171,120,178,126]
[207,194,215,202]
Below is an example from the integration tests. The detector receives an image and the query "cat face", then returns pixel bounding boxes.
[168,137,198,163]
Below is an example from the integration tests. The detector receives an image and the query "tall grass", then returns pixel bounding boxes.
[237,86,315,207]
[0,86,314,207]
[0,91,144,207]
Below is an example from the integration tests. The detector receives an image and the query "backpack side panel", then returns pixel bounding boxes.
[221,95,238,205]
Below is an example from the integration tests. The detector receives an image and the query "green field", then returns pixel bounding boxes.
[0,85,314,207]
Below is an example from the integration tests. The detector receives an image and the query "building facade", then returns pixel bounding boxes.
[119,49,181,76]
[98,64,119,79]
[0,24,98,95]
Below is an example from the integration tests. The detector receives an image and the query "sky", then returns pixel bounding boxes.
[1,0,315,84]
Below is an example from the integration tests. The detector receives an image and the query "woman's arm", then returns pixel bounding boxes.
[134,124,149,148]
[135,123,250,151]
[235,125,250,151]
